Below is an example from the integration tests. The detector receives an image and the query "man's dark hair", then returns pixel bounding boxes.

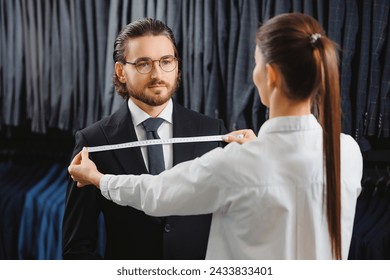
[113,18,179,98]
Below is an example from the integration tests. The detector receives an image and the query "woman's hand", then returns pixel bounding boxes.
[223,129,257,144]
[68,147,103,188]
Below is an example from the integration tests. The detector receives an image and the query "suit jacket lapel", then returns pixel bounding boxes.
[103,101,199,171]
[102,101,148,175]
[172,103,197,165]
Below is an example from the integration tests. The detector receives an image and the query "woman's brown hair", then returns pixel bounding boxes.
[256,13,342,259]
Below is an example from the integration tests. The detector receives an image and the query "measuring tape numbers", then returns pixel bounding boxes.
[87,135,229,153]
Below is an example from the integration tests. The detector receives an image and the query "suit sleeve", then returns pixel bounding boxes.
[62,131,103,259]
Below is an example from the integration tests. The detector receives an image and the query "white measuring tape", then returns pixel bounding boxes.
[87,135,238,153]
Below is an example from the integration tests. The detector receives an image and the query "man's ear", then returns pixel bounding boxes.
[266,63,277,89]
[115,62,126,83]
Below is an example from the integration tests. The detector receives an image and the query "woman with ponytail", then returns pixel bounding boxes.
[68,13,362,259]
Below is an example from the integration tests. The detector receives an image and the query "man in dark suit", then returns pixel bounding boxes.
[62,18,227,259]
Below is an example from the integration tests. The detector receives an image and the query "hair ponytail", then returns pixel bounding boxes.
[317,39,342,260]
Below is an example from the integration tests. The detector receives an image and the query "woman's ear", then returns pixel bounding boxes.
[115,62,126,83]
[265,63,277,89]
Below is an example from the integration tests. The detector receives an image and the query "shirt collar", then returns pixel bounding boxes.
[258,114,321,136]
[128,98,173,127]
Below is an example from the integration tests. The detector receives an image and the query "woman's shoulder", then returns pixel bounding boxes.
[340,133,363,173]
[340,133,361,154]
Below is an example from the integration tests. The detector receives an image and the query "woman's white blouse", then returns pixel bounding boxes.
[100,115,363,259]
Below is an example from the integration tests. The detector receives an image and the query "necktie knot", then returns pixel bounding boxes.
[142,118,165,134]
[141,117,165,175]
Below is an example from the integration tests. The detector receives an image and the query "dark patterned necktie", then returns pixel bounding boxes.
[141,117,165,175]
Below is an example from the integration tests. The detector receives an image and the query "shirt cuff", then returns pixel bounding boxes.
[100,174,115,201]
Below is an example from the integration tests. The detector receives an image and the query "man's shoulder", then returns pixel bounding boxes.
[77,116,111,135]
[173,102,227,134]
[78,103,129,135]
[173,102,221,123]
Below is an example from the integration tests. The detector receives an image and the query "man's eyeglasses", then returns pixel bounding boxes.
[124,55,178,74]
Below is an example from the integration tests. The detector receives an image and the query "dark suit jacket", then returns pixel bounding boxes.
[62,100,227,259]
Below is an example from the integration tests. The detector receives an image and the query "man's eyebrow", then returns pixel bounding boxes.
[134,57,150,61]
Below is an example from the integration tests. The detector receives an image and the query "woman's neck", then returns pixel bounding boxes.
[268,89,311,118]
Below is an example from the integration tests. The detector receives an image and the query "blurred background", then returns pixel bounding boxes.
[0,0,389,259]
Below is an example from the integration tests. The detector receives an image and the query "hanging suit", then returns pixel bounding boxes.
[379,21,390,138]
[366,0,389,137]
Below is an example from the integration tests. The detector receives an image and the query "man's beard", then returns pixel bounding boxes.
[127,79,178,106]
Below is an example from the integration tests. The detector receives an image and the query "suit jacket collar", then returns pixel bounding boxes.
[102,100,198,173]
[102,101,148,174]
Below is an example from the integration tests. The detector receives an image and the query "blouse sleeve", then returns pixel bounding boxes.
[100,146,234,216]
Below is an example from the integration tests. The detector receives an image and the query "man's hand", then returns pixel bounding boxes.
[223,129,257,144]
[68,147,103,188]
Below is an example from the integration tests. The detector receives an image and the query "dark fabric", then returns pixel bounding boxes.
[328,0,359,135]
[379,21,390,138]
[231,0,260,131]
[1,0,389,147]
[2,0,23,127]
[366,0,389,137]
[349,174,390,260]
[103,0,122,118]
[0,163,70,260]
[18,165,64,259]
[354,0,373,152]
[142,118,165,175]
[0,165,45,259]
[48,0,61,129]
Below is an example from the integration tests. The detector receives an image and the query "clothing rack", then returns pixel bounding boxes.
[0,124,102,259]
[348,148,390,259]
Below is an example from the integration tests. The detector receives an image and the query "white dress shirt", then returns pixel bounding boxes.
[128,98,173,170]
[100,114,363,259]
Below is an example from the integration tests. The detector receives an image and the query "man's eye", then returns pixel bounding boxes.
[161,59,172,66]
[137,61,149,67]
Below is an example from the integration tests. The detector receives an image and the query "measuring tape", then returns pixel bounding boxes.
[87,135,232,153]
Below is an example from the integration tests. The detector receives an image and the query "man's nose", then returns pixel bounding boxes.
[150,60,163,78]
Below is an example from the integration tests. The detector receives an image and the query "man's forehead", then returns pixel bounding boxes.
[125,35,175,58]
